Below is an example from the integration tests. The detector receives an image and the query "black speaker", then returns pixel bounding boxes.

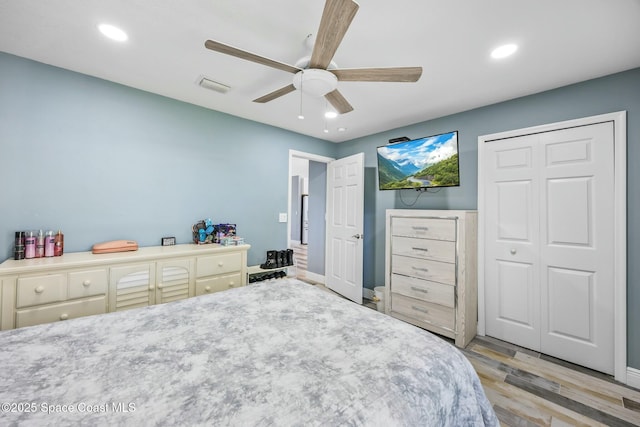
[388,136,410,144]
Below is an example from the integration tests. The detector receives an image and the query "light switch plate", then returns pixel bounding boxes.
[278,213,287,223]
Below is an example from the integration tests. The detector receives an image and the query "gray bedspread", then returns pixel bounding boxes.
[0,279,498,426]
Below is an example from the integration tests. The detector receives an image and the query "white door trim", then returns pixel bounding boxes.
[477,111,627,383]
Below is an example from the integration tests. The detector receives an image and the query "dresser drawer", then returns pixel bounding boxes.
[390,293,455,331]
[16,274,66,308]
[196,253,242,278]
[391,274,455,308]
[15,296,106,328]
[391,217,456,241]
[392,236,456,263]
[195,273,242,296]
[69,269,108,299]
[392,255,455,285]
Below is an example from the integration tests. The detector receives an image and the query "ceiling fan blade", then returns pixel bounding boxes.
[253,84,297,103]
[325,89,353,114]
[310,0,359,69]
[330,67,423,82]
[205,40,301,74]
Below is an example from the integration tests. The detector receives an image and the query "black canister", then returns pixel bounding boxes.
[14,231,25,260]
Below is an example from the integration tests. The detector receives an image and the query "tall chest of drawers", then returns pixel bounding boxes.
[385,209,477,348]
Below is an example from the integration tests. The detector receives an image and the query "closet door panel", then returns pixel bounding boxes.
[483,120,616,375]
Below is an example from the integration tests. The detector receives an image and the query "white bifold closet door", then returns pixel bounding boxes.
[483,122,615,375]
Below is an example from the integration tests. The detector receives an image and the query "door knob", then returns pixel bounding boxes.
[352,234,363,239]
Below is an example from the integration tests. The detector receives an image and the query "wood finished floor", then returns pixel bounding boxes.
[299,281,640,425]
[465,335,640,426]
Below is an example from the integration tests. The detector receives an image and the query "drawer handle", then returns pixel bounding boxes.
[411,286,429,293]
[218,262,224,267]
[59,313,69,321]
[204,286,212,293]
[412,226,429,231]
[412,247,429,252]
[411,266,429,272]
[229,282,235,288]
[157,283,163,289]
[34,286,45,294]
[83,280,91,287]
[149,285,155,291]
[412,306,429,314]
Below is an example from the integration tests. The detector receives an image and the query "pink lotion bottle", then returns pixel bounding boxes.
[36,230,45,258]
[54,230,64,256]
[24,230,36,259]
[44,230,55,257]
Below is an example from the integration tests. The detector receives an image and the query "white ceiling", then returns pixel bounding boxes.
[1,0,639,143]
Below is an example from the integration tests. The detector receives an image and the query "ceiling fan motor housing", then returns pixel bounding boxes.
[293,69,338,97]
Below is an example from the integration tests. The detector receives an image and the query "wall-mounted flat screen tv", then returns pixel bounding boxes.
[376,130,460,190]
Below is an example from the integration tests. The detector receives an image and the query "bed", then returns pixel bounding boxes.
[0,279,498,426]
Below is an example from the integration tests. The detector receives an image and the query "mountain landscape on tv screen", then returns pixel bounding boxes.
[377,132,459,190]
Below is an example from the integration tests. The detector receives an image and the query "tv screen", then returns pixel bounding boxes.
[376,131,460,190]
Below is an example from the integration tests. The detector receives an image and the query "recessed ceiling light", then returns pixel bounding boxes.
[324,111,338,119]
[491,43,518,59]
[98,24,128,42]
[338,127,347,132]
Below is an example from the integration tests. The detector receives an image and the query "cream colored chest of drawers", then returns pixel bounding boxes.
[385,209,477,347]
[0,243,249,330]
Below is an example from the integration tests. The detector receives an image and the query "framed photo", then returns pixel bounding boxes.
[161,236,176,246]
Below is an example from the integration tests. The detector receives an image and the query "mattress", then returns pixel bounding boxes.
[0,279,498,426]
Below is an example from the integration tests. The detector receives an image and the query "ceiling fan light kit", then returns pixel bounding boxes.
[292,69,338,97]
[204,0,422,119]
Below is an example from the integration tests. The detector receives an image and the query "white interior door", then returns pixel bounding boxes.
[484,134,541,351]
[538,124,614,373]
[484,122,615,374]
[325,152,364,304]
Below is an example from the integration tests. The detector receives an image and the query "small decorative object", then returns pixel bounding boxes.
[220,236,245,246]
[214,223,236,243]
[161,236,176,246]
[192,218,219,244]
[192,219,242,245]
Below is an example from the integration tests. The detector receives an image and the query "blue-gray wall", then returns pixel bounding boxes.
[337,67,640,369]
[1,51,638,369]
[0,52,335,267]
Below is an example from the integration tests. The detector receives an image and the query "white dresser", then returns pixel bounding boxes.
[385,209,477,347]
[0,243,249,330]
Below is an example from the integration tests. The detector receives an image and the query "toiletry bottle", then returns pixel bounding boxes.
[44,230,55,257]
[36,229,45,258]
[14,231,25,260]
[54,230,64,256]
[25,230,36,259]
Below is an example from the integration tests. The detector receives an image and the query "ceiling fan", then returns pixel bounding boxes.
[204,0,422,114]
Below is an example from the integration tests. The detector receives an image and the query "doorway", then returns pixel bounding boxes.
[288,150,334,283]
[477,111,627,382]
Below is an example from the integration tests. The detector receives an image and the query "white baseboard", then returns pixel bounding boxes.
[627,367,640,389]
[303,271,325,284]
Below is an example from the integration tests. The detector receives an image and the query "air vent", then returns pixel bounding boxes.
[197,76,230,94]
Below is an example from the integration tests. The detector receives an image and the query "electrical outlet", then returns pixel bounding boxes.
[279,213,287,223]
